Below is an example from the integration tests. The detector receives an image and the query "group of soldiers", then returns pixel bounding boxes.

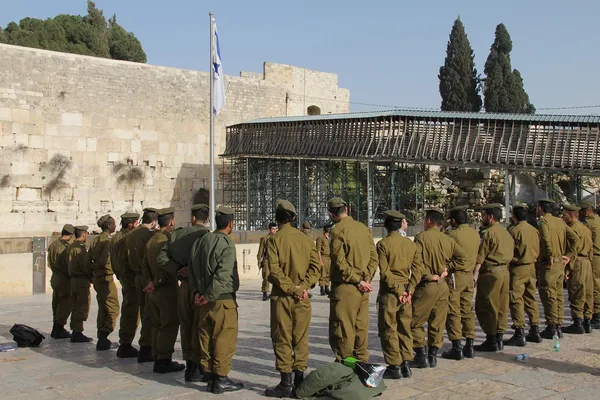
[46,195,600,397]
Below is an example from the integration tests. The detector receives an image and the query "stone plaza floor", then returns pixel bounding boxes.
[1,279,600,400]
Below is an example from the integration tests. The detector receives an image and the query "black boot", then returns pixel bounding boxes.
[71,331,93,343]
[496,333,504,351]
[320,286,326,296]
[50,324,57,338]
[383,365,401,379]
[262,292,269,301]
[563,318,585,334]
[153,358,186,374]
[504,328,526,347]
[265,372,293,397]
[592,314,600,329]
[540,325,556,340]
[53,324,71,340]
[400,360,412,377]
[463,338,475,359]
[474,335,498,352]
[525,325,543,343]
[212,375,244,394]
[202,372,214,383]
[293,370,304,387]
[96,330,112,351]
[583,318,593,333]
[325,286,331,295]
[117,343,139,358]
[411,347,429,368]
[184,360,203,382]
[428,347,438,368]
[137,346,154,363]
[442,340,464,360]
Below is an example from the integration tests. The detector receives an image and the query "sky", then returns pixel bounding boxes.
[1,0,599,114]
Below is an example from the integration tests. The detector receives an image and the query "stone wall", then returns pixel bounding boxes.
[0,44,350,237]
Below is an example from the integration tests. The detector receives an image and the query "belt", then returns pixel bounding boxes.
[483,265,507,271]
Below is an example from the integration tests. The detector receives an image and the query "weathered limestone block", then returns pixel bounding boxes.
[13,200,47,212]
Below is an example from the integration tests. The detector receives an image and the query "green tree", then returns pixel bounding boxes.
[438,17,482,112]
[108,15,147,63]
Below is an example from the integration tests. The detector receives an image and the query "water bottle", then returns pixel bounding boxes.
[514,353,527,361]
[552,334,560,352]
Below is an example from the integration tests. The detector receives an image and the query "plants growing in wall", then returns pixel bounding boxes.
[113,159,145,202]
[40,153,72,197]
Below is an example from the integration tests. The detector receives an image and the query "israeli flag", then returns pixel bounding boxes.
[212,19,225,115]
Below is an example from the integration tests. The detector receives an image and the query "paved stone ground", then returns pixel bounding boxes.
[1,279,600,400]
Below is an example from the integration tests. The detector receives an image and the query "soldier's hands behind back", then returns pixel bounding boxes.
[358,280,373,292]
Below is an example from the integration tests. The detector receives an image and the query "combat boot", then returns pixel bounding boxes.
[525,325,542,343]
[427,347,438,368]
[117,343,139,358]
[400,360,412,377]
[383,365,401,379]
[50,324,57,338]
[496,333,505,351]
[293,370,304,387]
[184,360,203,382]
[463,338,475,359]
[591,313,600,329]
[53,324,71,340]
[202,372,214,383]
[325,286,331,295]
[442,340,464,360]
[137,346,154,363]
[320,286,326,296]
[583,318,593,333]
[96,330,112,351]
[212,375,244,394]
[563,318,585,334]
[411,347,429,368]
[504,328,526,347]
[71,331,93,343]
[540,324,556,340]
[474,335,498,352]
[153,358,186,374]
[265,372,293,397]
[262,292,269,301]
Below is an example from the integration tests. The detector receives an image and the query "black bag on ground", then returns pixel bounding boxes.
[9,324,45,347]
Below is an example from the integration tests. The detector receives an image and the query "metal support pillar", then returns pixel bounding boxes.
[367,161,374,227]
[354,163,361,221]
[298,159,304,226]
[504,168,511,223]
[391,163,397,211]
[245,158,250,230]
[575,174,582,203]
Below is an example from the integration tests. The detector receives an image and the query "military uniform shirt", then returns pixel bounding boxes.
[377,231,424,295]
[584,215,600,256]
[447,224,480,273]
[571,221,593,260]
[157,225,210,283]
[316,234,330,259]
[476,223,514,268]
[86,232,113,278]
[125,226,155,274]
[413,227,468,284]
[67,241,91,280]
[538,213,579,264]
[48,238,70,274]
[109,230,129,278]
[142,231,170,286]
[257,234,270,266]
[509,220,540,266]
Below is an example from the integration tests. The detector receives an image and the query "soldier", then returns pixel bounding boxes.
[157,203,210,382]
[301,221,311,236]
[111,212,140,358]
[537,199,578,339]
[48,224,75,339]
[473,204,514,352]
[141,207,186,373]
[67,226,93,342]
[562,204,594,334]
[316,223,332,296]
[327,197,378,362]
[86,215,120,351]
[504,204,542,346]
[579,202,600,329]
[441,205,479,360]
[189,206,243,394]
[377,210,422,379]
[411,209,467,368]
[258,222,278,301]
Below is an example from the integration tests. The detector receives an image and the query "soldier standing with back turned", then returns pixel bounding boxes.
[579,202,600,329]
[258,222,278,301]
[48,224,75,340]
[67,226,93,343]
[316,223,332,296]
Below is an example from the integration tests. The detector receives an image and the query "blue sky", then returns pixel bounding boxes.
[2,0,599,114]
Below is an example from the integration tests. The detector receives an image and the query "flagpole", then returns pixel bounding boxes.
[209,12,216,231]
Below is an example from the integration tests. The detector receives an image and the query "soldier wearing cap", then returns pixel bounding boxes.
[48,224,75,340]
[66,225,93,342]
[141,207,186,374]
[377,210,423,379]
[562,204,594,334]
[263,200,320,397]
[157,203,210,382]
[189,206,243,394]
[536,199,579,339]
[112,212,140,358]
[123,207,158,363]
[86,215,120,350]
[579,201,600,329]
[442,205,479,360]
[301,221,311,236]
[411,208,467,368]
[258,222,278,301]
[327,197,378,362]
[316,223,333,296]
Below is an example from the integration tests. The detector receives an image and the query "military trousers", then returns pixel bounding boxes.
[538,261,565,325]
[133,274,152,348]
[378,291,413,365]
[51,272,73,326]
[411,281,449,349]
[270,295,311,373]
[179,279,200,362]
[118,273,140,345]
[476,266,509,335]
[446,272,476,341]
[261,263,271,293]
[70,277,91,333]
[329,283,370,362]
[150,284,179,360]
[509,264,540,329]
[319,258,331,287]
[198,298,239,377]
[567,257,593,320]
[592,256,600,314]
[93,276,120,334]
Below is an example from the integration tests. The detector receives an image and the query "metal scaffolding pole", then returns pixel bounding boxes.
[504,168,511,223]
[367,161,373,227]
[245,158,250,230]
[298,159,304,226]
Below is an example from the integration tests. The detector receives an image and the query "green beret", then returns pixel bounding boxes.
[327,197,347,209]
[302,221,311,229]
[216,206,234,216]
[191,203,209,212]
[62,224,75,234]
[74,225,89,232]
[158,207,175,216]
[578,201,594,210]
[276,199,297,215]
[512,203,528,210]
[563,204,581,212]
[448,205,469,213]
[425,208,444,216]
[97,214,112,227]
[538,198,555,204]
[383,210,406,221]
[143,207,158,214]
[121,212,140,219]
[481,203,504,210]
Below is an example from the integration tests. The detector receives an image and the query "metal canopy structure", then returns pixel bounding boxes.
[222,110,600,230]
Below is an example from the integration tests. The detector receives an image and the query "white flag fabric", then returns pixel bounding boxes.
[212,19,225,115]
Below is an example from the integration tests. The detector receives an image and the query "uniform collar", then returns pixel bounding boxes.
[387,231,401,237]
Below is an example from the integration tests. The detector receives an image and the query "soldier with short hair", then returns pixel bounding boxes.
[258,222,278,301]
[48,224,75,340]
[579,202,600,329]
[67,226,93,343]
[316,223,333,296]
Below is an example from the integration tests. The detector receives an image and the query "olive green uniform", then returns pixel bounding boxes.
[583,215,600,313]
[538,213,578,325]
[446,224,479,341]
[567,221,594,320]
[258,235,271,293]
[411,228,467,349]
[67,241,92,333]
[508,221,540,328]
[266,224,321,373]
[48,238,73,326]
[189,231,240,377]
[377,231,423,365]
[329,216,378,362]
[111,229,139,345]
[86,232,120,335]
[316,234,331,287]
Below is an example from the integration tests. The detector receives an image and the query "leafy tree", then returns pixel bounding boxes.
[439,17,482,112]
[108,15,147,63]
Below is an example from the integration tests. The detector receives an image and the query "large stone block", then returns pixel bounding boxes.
[60,125,82,137]
[114,129,134,139]
[11,108,30,123]
[138,130,158,141]
[28,135,44,149]
[48,200,79,213]
[61,112,83,127]
[13,200,47,212]
[0,107,11,121]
